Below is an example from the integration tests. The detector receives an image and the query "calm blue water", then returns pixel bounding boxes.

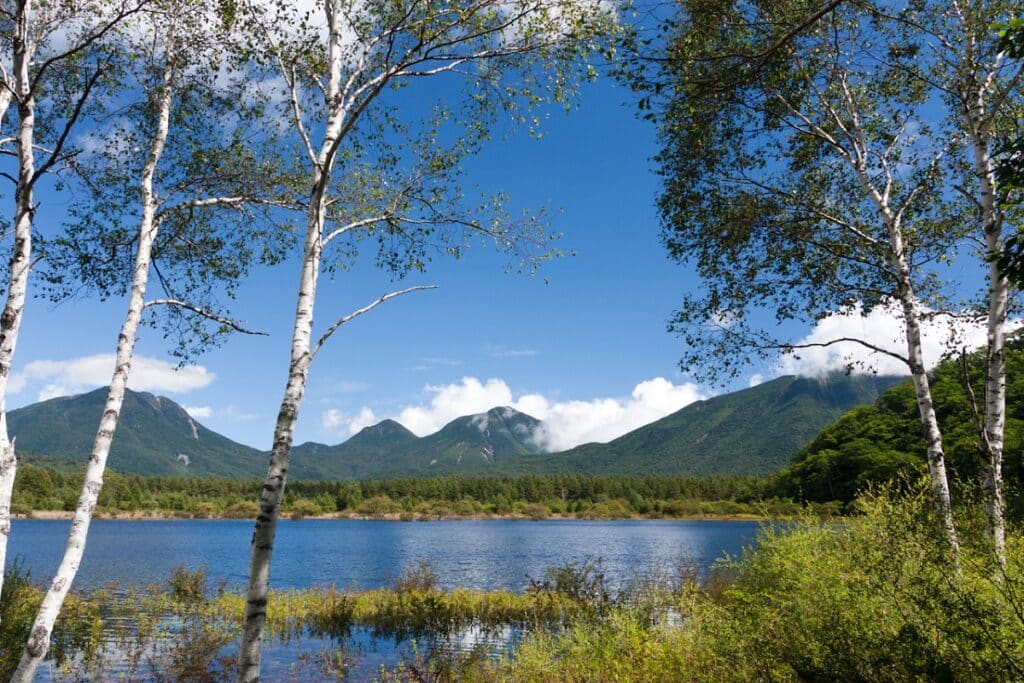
[9,518,762,590]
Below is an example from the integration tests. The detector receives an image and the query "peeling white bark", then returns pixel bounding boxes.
[11,49,175,681]
[849,146,960,555]
[883,214,960,559]
[972,111,1008,566]
[238,4,373,677]
[0,0,37,610]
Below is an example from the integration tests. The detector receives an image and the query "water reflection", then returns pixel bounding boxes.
[10,518,761,591]
[11,518,762,680]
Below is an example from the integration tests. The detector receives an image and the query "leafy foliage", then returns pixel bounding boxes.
[625,0,969,380]
[775,339,1024,506]
[992,18,1024,286]
[504,491,1024,682]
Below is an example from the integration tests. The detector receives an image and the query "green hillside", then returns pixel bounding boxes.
[291,419,419,479]
[292,407,543,479]
[773,340,1024,505]
[7,373,899,479]
[502,374,903,476]
[8,389,264,477]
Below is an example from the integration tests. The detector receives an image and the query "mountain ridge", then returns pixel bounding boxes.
[9,372,903,479]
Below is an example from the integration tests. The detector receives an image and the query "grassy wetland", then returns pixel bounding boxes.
[3,489,1022,681]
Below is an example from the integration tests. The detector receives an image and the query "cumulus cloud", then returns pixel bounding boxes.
[521,378,704,451]
[777,303,1018,377]
[223,404,259,421]
[18,354,215,401]
[356,376,703,451]
[748,373,764,388]
[183,405,213,419]
[396,378,514,435]
[322,407,378,436]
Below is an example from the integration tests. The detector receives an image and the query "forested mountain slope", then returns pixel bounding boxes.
[773,341,1024,505]
[10,372,900,479]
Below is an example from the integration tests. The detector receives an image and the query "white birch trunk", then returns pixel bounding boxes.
[972,120,1008,566]
[898,294,960,557]
[238,4,345,678]
[237,207,320,681]
[0,3,36,609]
[886,218,960,558]
[855,150,960,555]
[11,54,174,681]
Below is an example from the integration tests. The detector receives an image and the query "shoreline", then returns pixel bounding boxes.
[16,509,778,523]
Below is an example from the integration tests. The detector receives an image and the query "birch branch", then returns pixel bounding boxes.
[310,284,437,357]
[143,299,268,335]
[155,195,296,221]
[781,336,909,364]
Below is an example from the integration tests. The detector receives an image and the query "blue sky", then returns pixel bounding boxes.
[6,69,987,451]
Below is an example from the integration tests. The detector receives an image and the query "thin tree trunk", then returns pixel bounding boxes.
[975,129,1008,566]
[238,4,346,676]
[858,156,960,556]
[887,219,960,559]
[0,3,36,609]
[237,214,319,680]
[11,54,174,681]
[900,295,961,558]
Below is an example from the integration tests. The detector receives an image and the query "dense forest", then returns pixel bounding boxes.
[774,340,1024,510]
[12,467,814,519]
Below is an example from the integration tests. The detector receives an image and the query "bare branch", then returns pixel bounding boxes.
[780,336,909,364]
[155,195,296,221]
[143,299,268,336]
[31,64,105,186]
[310,285,437,357]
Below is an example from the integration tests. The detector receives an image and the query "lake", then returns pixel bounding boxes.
[7,518,765,680]
[9,518,764,591]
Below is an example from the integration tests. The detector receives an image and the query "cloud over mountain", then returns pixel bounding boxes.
[13,354,215,401]
[334,376,704,450]
[777,303,1016,377]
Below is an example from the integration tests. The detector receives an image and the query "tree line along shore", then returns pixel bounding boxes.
[11,469,842,521]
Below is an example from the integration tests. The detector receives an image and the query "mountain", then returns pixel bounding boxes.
[291,407,543,479]
[8,372,901,480]
[773,340,1024,502]
[502,373,904,476]
[9,388,263,477]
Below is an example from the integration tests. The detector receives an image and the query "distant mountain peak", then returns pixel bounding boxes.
[9,386,261,477]
[9,374,902,480]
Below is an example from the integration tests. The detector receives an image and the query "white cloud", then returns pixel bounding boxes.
[19,354,215,401]
[322,407,378,436]
[777,303,1018,377]
[397,378,514,435]
[748,373,764,388]
[369,375,703,451]
[223,404,259,421]
[183,405,213,419]
[521,378,704,451]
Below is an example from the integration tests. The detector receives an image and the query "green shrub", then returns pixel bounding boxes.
[222,501,259,519]
[169,566,207,605]
[288,498,323,519]
[522,503,550,520]
[506,489,1024,682]
[358,495,398,518]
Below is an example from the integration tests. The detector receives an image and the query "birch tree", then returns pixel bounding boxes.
[234,0,614,677]
[11,2,292,676]
[853,1,1024,566]
[632,0,969,553]
[0,0,149,609]
[937,0,1019,567]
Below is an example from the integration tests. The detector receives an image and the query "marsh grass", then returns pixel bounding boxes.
[5,488,1023,681]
